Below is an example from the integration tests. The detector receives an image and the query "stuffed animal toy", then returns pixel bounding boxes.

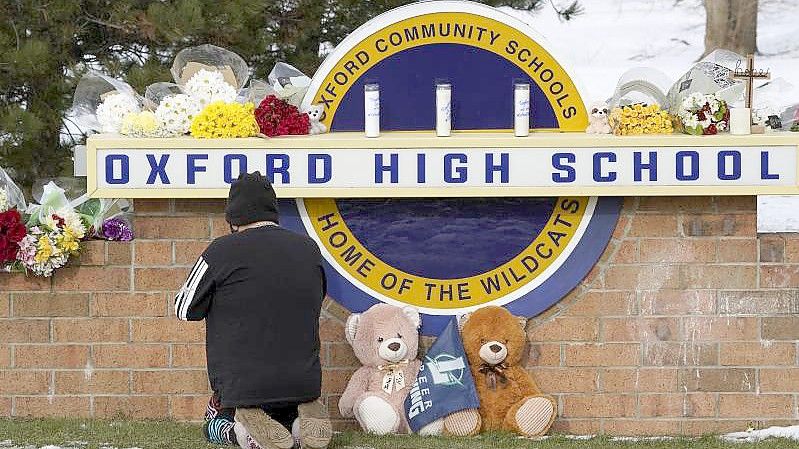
[456,306,556,437]
[586,102,611,134]
[305,104,327,134]
[339,304,423,435]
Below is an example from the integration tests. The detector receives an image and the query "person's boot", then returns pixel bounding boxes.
[296,400,333,449]
[234,421,263,449]
[235,408,294,449]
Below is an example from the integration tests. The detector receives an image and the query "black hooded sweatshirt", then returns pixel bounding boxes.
[175,225,326,408]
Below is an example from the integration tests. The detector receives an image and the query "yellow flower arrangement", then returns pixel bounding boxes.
[35,235,56,264]
[609,104,674,136]
[190,101,259,138]
[56,228,81,254]
[120,111,162,137]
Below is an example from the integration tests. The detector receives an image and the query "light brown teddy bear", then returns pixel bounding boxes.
[455,306,556,436]
[339,304,422,435]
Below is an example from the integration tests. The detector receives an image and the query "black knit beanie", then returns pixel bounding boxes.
[225,171,279,226]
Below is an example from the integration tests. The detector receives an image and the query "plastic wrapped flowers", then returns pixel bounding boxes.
[72,72,143,134]
[0,208,27,270]
[0,167,27,271]
[255,95,311,137]
[0,176,136,277]
[97,93,142,133]
[18,210,85,277]
[72,44,326,139]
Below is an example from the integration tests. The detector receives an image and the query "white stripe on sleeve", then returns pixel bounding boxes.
[175,257,205,317]
[176,257,209,320]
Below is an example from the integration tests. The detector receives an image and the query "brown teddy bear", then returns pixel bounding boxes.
[454,306,556,437]
[339,304,423,435]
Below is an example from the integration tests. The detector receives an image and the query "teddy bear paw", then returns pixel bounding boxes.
[514,397,556,437]
[443,408,481,436]
[355,396,400,435]
[417,418,444,436]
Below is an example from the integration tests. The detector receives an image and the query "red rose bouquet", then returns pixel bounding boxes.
[255,95,310,137]
[0,209,27,267]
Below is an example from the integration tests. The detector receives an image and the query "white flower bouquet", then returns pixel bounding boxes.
[676,92,730,135]
[0,166,26,212]
[72,72,143,133]
[171,44,249,105]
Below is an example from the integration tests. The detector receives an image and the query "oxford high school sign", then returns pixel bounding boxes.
[86,1,799,334]
[91,135,798,197]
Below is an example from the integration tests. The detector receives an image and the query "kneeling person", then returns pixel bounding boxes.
[175,172,331,449]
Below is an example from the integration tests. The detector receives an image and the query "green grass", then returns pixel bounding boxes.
[0,419,795,449]
[0,419,216,449]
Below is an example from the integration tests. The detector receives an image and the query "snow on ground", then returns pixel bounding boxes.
[723,425,799,442]
[500,0,799,103]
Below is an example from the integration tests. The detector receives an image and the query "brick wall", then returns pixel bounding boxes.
[0,196,797,435]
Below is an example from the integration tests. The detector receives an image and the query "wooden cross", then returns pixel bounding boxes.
[730,54,771,111]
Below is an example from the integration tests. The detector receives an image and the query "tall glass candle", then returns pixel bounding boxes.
[364,83,380,138]
[436,83,452,137]
[729,107,751,135]
[514,83,530,137]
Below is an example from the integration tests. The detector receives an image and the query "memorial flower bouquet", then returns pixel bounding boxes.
[75,197,134,241]
[120,111,169,137]
[171,44,249,98]
[0,173,134,277]
[184,69,238,108]
[190,101,259,138]
[0,167,25,213]
[17,217,82,277]
[267,62,312,107]
[72,72,143,134]
[0,208,27,271]
[19,184,87,277]
[677,92,730,135]
[14,181,135,276]
[255,95,311,137]
[100,217,134,241]
[609,103,674,135]
[154,93,201,136]
[71,45,328,139]
[172,45,247,118]
[0,167,28,271]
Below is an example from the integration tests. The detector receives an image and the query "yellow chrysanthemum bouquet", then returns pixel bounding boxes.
[608,103,674,136]
[190,101,260,138]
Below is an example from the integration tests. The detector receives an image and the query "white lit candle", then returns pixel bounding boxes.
[514,83,530,137]
[730,107,751,135]
[436,83,452,137]
[364,83,380,138]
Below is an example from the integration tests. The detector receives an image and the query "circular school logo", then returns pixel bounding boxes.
[284,1,621,335]
[299,197,591,310]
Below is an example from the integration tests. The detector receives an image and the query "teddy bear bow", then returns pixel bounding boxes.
[378,360,409,394]
[479,362,509,390]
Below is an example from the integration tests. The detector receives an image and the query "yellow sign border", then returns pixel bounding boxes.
[85,133,799,198]
[311,11,587,131]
